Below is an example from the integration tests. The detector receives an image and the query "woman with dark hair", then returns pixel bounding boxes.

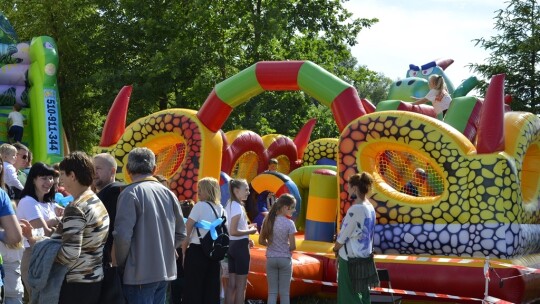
[17,162,59,235]
[23,152,109,304]
[16,162,61,299]
[333,172,379,304]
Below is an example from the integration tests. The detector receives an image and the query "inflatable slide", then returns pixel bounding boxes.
[95,60,540,303]
[0,13,65,164]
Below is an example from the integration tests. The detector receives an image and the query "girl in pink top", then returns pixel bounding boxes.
[259,194,297,304]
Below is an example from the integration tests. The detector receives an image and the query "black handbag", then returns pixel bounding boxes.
[99,266,125,303]
[344,244,379,293]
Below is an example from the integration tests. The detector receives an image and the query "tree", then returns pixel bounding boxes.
[469,0,540,114]
[217,0,380,137]
[0,0,110,151]
[1,0,392,150]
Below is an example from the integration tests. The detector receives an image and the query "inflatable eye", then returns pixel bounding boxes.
[408,70,418,77]
[422,67,434,75]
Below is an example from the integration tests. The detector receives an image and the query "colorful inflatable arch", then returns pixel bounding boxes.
[196,61,369,133]
[0,13,66,163]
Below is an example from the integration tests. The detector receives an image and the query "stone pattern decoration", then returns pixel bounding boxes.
[302,138,338,166]
[338,111,540,258]
[94,108,222,201]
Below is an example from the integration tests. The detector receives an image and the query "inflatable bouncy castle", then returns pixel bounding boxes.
[95,60,540,303]
[0,13,66,163]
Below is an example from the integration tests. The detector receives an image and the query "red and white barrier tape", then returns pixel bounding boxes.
[247,271,512,303]
[252,247,540,275]
[489,260,540,275]
[251,246,335,257]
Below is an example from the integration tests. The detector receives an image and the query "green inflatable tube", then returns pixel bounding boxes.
[28,36,64,164]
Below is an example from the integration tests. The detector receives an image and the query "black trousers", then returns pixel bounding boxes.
[170,249,184,304]
[59,280,102,304]
[182,244,220,304]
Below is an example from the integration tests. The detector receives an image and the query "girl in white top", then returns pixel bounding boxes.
[259,194,297,304]
[182,177,225,304]
[412,74,452,116]
[224,179,257,304]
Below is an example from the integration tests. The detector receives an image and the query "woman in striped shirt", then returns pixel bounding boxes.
[25,152,109,304]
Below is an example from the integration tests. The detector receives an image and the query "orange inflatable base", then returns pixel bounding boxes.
[246,248,322,300]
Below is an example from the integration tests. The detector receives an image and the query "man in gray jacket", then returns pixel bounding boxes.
[114,147,186,303]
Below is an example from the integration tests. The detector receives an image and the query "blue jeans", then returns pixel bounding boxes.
[123,281,169,304]
[5,297,23,304]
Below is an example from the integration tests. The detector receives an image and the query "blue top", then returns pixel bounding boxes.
[402,181,419,197]
[257,191,270,213]
[0,188,14,217]
[0,188,16,286]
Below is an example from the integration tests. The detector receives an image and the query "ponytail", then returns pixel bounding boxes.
[429,74,448,93]
[259,193,296,245]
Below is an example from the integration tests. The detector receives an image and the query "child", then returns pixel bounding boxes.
[0,144,24,196]
[411,74,452,116]
[267,158,278,172]
[253,159,279,231]
[259,194,297,304]
[0,201,25,304]
[225,179,257,304]
[7,104,24,143]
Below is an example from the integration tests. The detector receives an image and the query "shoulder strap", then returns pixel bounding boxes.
[205,201,220,219]
[196,201,223,238]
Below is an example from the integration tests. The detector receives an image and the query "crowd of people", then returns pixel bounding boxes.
[0,142,377,304]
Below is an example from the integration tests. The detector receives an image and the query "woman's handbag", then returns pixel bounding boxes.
[99,266,125,303]
[347,253,380,293]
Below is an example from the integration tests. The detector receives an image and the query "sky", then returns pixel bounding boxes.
[343,0,507,83]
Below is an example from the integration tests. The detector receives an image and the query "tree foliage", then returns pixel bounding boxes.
[470,0,540,114]
[1,0,392,151]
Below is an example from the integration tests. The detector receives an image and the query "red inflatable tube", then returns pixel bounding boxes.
[255,61,303,90]
[293,118,317,160]
[361,98,376,114]
[397,101,437,118]
[265,136,299,172]
[221,130,266,176]
[463,99,483,142]
[197,89,233,133]
[331,87,367,131]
